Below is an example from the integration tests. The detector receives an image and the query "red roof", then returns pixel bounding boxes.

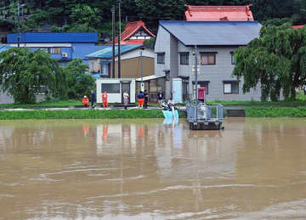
[292,25,305,29]
[106,20,155,45]
[184,5,254,21]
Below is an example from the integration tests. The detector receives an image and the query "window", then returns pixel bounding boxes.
[193,81,209,94]
[231,52,236,65]
[101,83,120,93]
[180,52,189,65]
[199,82,209,94]
[91,62,94,70]
[49,48,61,54]
[157,53,165,64]
[201,53,216,65]
[100,64,109,77]
[223,81,239,94]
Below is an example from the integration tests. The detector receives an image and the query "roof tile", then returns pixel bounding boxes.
[185,5,254,21]
[106,20,155,45]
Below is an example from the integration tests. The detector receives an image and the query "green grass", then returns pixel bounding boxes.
[0,99,81,108]
[209,92,306,107]
[0,109,187,120]
[209,99,306,107]
[246,107,306,117]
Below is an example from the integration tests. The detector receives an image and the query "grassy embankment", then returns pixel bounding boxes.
[212,92,306,117]
[210,92,306,107]
[245,107,306,117]
[1,93,306,119]
[0,109,188,120]
[0,99,81,108]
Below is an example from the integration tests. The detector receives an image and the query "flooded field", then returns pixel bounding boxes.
[0,118,306,220]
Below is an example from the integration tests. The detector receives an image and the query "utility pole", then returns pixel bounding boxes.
[111,5,116,78]
[17,1,20,48]
[194,45,198,122]
[140,48,144,91]
[118,0,121,78]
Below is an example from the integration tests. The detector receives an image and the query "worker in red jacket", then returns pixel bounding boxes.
[102,91,109,108]
[82,96,89,107]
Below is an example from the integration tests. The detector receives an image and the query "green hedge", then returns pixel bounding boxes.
[246,107,306,117]
[0,109,186,120]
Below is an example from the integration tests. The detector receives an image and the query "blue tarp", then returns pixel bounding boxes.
[162,110,179,120]
[159,21,261,46]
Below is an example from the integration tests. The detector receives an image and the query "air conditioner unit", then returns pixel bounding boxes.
[62,52,68,58]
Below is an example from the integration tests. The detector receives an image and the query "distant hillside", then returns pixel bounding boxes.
[0,0,305,36]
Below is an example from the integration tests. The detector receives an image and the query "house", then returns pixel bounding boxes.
[106,20,155,45]
[154,20,262,102]
[184,5,254,21]
[87,44,157,103]
[102,20,157,101]
[86,44,154,79]
[7,32,106,66]
[1,33,105,104]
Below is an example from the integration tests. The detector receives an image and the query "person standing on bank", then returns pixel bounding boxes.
[102,91,109,109]
[123,90,129,110]
[144,90,149,109]
[137,91,144,108]
[157,90,164,108]
[168,97,175,116]
[90,90,96,109]
[82,95,89,108]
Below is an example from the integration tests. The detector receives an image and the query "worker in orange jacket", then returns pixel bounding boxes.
[102,91,109,108]
[82,95,89,107]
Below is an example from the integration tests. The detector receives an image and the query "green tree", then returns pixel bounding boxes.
[69,4,101,32]
[62,59,95,99]
[143,38,155,48]
[233,23,306,101]
[0,48,63,104]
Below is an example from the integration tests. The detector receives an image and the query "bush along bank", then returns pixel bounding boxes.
[0,109,187,120]
[246,107,306,117]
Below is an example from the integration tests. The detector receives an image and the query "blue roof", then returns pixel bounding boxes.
[0,45,11,53]
[7,33,98,43]
[159,21,261,46]
[86,45,142,58]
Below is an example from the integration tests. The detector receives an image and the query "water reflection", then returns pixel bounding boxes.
[0,118,305,220]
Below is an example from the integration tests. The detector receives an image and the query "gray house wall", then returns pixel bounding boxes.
[155,26,171,77]
[0,91,14,104]
[155,25,261,101]
[155,26,180,98]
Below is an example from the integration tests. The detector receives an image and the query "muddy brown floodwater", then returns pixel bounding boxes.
[0,118,306,220]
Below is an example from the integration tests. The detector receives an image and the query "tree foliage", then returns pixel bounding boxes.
[233,24,306,101]
[61,59,95,99]
[0,48,64,104]
[2,0,305,35]
[143,38,155,48]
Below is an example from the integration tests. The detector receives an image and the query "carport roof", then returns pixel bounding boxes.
[86,44,143,58]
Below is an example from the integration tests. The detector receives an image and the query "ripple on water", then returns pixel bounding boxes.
[226,199,306,220]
